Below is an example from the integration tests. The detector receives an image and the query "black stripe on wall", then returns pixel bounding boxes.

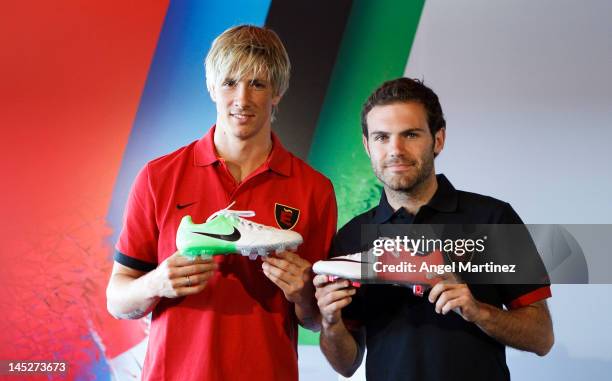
[265,0,353,160]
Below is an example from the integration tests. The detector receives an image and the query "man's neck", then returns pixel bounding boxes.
[385,173,438,215]
[213,125,273,183]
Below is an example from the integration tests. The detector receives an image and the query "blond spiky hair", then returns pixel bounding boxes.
[205,25,290,98]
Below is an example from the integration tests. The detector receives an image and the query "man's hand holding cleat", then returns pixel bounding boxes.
[263,251,320,330]
[313,275,357,328]
[150,251,218,298]
[107,252,218,320]
[427,271,480,320]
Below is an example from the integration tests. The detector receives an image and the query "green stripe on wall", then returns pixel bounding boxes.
[300,0,425,345]
[309,0,425,227]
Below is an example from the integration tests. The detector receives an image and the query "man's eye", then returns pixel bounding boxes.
[222,80,236,87]
[374,135,388,142]
[250,81,266,89]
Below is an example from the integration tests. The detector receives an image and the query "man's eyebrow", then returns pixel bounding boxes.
[370,127,425,135]
[402,127,426,133]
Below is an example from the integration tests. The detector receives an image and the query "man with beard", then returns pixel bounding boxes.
[313,78,553,380]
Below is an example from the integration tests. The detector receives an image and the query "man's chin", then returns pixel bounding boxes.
[383,170,414,184]
[388,184,418,193]
[384,178,418,192]
[227,124,259,139]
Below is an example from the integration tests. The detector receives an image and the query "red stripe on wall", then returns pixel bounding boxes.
[0,0,169,368]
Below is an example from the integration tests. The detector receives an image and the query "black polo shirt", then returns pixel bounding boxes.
[332,174,551,381]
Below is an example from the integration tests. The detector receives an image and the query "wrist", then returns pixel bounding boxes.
[322,318,345,336]
[141,270,162,300]
[295,296,317,316]
[293,283,315,308]
[473,301,493,325]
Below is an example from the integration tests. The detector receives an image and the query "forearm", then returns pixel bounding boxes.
[320,321,362,377]
[474,301,554,356]
[106,272,160,320]
[295,299,321,331]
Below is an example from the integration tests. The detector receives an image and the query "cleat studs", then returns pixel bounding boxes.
[248,253,258,260]
[289,245,298,252]
[257,248,267,256]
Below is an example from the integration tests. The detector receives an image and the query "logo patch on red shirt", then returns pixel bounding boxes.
[274,203,300,230]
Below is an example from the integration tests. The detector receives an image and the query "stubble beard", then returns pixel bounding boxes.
[374,148,435,194]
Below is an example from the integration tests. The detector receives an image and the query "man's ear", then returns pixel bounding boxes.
[271,93,281,106]
[362,134,371,158]
[209,85,217,103]
[434,127,446,156]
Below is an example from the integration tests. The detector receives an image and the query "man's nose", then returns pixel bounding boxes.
[388,136,405,156]
[233,82,251,107]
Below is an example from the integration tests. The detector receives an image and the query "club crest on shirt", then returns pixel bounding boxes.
[274,203,300,230]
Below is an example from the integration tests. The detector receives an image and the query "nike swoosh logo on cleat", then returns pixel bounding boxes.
[177,202,197,210]
[192,228,241,242]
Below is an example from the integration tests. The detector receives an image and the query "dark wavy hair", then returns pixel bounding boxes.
[361,77,446,138]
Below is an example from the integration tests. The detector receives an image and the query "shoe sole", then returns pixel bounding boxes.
[181,241,302,260]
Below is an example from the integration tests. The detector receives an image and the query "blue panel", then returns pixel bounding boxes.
[107,0,272,244]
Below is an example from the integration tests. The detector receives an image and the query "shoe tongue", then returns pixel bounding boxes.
[205,213,237,232]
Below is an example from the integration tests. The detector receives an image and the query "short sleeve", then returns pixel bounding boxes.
[114,165,159,272]
[496,203,551,308]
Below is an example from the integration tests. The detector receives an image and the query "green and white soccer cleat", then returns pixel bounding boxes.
[176,202,303,259]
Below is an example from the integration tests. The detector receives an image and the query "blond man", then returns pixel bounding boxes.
[106,25,337,380]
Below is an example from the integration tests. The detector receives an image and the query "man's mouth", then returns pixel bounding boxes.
[230,112,255,120]
[385,161,416,170]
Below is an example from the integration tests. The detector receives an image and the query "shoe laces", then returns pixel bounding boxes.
[206,201,265,230]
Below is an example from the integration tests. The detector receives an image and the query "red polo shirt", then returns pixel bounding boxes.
[115,126,337,381]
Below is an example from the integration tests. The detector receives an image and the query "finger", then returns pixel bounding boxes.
[263,261,307,286]
[171,268,216,288]
[188,271,216,285]
[273,251,308,266]
[167,263,216,279]
[315,284,357,305]
[185,262,218,274]
[441,296,465,315]
[434,288,464,314]
[181,255,215,266]
[318,288,356,307]
[170,262,217,278]
[321,297,353,315]
[327,279,353,292]
[428,282,459,303]
[262,256,297,276]
[313,275,349,287]
[171,254,215,267]
[313,274,330,287]
[315,279,352,297]
[174,281,209,297]
[428,281,463,303]
[262,263,292,289]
